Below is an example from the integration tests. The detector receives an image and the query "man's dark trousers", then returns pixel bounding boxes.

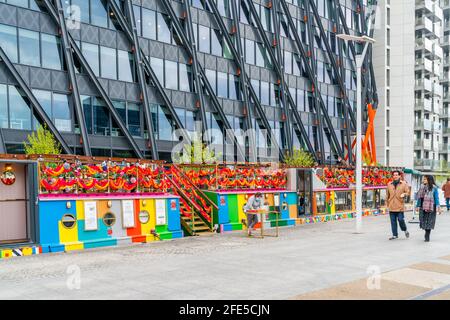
[389,211,407,237]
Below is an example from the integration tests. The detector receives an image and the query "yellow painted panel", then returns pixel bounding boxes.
[65,243,84,252]
[97,200,110,218]
[289,204,298,219]
[237,194,248,230]
[76,201,84,220]
[330,192,336,214]
[1,249,12,258]
[140,199,156,235]
[22,247,33,256]
[145,235,157,243]
[58,221,78,244]
[264,193,274,206]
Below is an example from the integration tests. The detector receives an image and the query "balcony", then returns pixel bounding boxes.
[442,0,450,10]
[415,118,434,131]
[439,143,450,153]
[414,138,433,150]
[414,158,443,171]
[441,36,450,47]
[441,71,450,83]
[415,78,433,92]
[417,0,444,21]
[416,16,435,34]
[415,57,434,73]
[416,97,434,112]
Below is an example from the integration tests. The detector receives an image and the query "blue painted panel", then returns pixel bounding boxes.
[49,244,65,253]
[83,239,117,249]
[217,194,230,224]
[38,200,76,245]
[77,219,109,241]
[167,198,181,231]
[287,192,297,205]
[222,224,233,232]
[171,230,184,239]
[279,193,290,219]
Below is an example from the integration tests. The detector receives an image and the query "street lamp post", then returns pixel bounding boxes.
[336,34,376,233]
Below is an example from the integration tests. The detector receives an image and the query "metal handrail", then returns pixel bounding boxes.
[172,164,219,211]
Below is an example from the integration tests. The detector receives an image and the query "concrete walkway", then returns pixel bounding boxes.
[1,212,450,299]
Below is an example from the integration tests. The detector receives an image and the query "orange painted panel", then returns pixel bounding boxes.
[126,199,142,238]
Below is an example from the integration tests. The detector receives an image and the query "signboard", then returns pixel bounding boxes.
[84,201,98,231]
[274,194,280,207]
[155,199,166,225]
[122,200,135,228]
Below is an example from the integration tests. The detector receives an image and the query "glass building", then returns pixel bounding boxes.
[0,0,378,163]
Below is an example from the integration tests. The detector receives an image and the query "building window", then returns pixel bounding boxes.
[0,84,8,128]
[118,50,134,82]
[82,42,100,76]
[0,24,18,63]
[198,25,210,54]
[19,28,40,67]
[142,7,156,40]
[100,46,117,80]
[8,85,31,130]
[41,33,63,70]
[157,12,172,44]
[165,60,178,90]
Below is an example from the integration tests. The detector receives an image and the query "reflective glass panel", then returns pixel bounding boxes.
[41,33,62,70]
[0,24,18,63]
[19,28,40,66]
[100,46,117,79]
[8,86,31,130]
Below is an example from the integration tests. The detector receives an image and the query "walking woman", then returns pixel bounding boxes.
[416,175,442,242]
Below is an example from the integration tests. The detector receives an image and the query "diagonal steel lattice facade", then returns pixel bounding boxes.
[0,0,378,164]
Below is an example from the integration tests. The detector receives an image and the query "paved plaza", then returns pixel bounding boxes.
[2,212,450,300]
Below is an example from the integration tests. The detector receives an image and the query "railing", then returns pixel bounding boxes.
[174,165,219,211]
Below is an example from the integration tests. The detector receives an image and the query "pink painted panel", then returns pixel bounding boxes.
[0,201,27,242]
[0,163,27,242]
[0,164,26,201]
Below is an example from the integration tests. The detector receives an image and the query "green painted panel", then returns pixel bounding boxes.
[159,232,172,240]
[231,223,243,231]
[227,194,239,223]
[155,225,168,233]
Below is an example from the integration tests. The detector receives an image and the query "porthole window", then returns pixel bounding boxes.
[139,210,150,224]
[61,214,76,229]
[103,212,116,227]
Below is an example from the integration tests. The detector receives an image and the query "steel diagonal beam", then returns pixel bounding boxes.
[0,47,73,154]
[279,0,344,160]
[158,0,249,162]
[270,0,292,152]
[41,0,144,158]
[55,0,91,156]
[106,0,190,144]
[331,0,353,164]
[206,0,300,160]
[0,128,5,153]
[302,0,326,162]
[225,0,256,160]
[268,0,316,158]
[124,0,158,159]
[241,0,317,159]
[244,0,293,151]
[183,0,210,143]
[308,0,356,128]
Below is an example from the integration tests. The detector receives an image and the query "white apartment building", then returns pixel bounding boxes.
[373,0,446,173]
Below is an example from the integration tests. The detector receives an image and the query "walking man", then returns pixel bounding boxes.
[386,170,410,240]
[442,178,450,211]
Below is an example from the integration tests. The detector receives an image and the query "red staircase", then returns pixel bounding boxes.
[163,165,217,236]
